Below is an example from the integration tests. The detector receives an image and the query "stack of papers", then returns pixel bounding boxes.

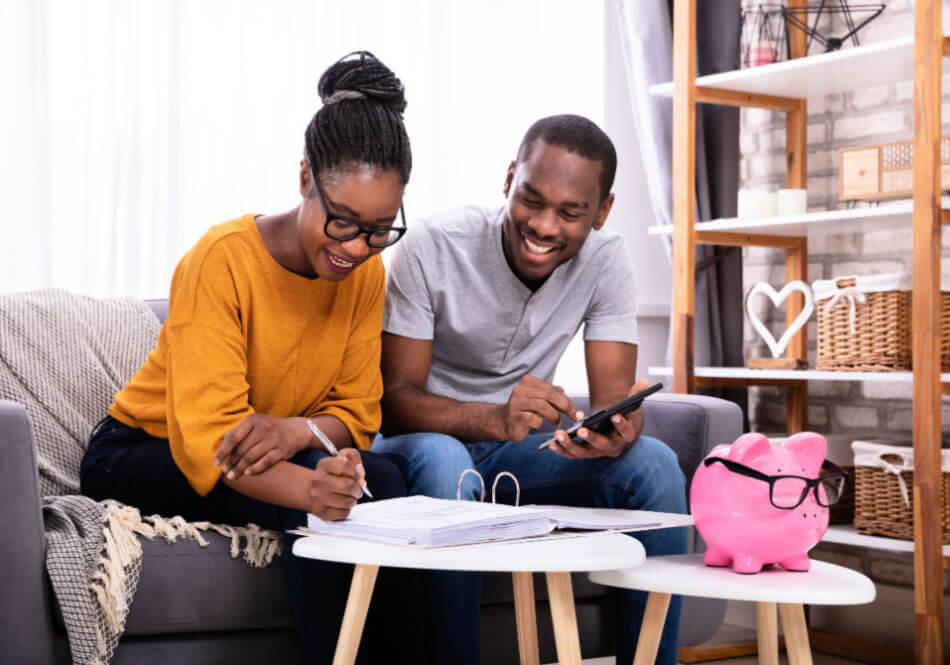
[306,496,555,547]
[303,496,695,548]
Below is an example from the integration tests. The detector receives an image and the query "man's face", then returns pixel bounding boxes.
[502,141,613,288]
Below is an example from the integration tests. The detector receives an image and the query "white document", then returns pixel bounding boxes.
[528,505,695,531]
[305,496,555,547]
[303,497,694,548]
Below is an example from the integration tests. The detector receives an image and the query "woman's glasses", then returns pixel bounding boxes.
[703,456,849,510]
[311,171,407,249]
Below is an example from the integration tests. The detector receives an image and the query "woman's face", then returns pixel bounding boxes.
[297,162,405,281]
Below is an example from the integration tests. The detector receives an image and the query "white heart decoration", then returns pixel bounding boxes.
[743,281,815,359]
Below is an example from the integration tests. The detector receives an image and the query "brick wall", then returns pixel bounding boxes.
[740,0,950,442]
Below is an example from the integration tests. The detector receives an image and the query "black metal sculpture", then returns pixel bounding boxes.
[782,1,885,54]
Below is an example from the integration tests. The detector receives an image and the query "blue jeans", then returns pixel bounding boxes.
[372,432,688,665]
[80,416,424,665]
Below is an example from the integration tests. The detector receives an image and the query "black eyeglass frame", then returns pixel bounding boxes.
[703,456,849,510]
[310,168,407,249]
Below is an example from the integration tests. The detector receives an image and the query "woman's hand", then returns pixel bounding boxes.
[310,448,366,521]
[215,414,310,479]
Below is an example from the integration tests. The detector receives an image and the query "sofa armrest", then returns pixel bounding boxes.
[0,399,61,663]
[640,393,743,483]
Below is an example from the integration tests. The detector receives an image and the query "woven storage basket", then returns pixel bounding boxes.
[813,274,950,371]
[851,441,950,542]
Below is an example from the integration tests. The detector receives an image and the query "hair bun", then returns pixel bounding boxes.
[318,50,407,115]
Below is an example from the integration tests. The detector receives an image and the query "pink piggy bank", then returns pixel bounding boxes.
[690,431,829,574]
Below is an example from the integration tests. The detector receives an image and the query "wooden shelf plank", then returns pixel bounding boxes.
[648,366,950,383]
[649,37,944,100]
[647,202,948,239]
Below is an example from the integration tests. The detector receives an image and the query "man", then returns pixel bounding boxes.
[373,115,686,665]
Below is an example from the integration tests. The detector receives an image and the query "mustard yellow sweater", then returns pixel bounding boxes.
[110,215,384,496]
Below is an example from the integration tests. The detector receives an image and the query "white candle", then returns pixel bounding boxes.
[777,188,808,216]
[762,191,778,217]
[738,189,769,218]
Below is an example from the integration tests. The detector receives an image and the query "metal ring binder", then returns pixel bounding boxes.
[492,471,521,507]
[457,468,486,502]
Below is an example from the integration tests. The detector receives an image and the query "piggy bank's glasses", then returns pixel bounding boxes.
[703,457,849,510]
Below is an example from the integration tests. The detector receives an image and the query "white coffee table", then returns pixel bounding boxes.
[590,553,876,665]
[294,531,645,665]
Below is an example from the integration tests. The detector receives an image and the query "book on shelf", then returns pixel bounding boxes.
[301,495,694,548]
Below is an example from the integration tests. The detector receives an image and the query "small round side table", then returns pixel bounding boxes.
[294,531,645,665]
[589,553,876,665]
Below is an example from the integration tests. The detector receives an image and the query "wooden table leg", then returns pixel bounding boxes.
[756,601,780,665]
[545,571,582,665]
[512,572,540,665]
[779,603,814,665]
[332,564,379,665]
[633,592,672,665]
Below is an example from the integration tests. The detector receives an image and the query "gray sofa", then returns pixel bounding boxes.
[2,298,743,665]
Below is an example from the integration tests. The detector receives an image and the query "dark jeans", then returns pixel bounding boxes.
[80,416,423,665]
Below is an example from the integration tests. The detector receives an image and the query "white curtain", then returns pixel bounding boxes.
[2,0,604,298]
[613,0,674,240]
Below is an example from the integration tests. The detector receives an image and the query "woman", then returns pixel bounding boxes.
[80,51,422,664]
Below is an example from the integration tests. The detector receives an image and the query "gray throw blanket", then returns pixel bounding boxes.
[0,289,281,665]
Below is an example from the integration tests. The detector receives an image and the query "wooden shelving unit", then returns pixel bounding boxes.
[666,1,946,662]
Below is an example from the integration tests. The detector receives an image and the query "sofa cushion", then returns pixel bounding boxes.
[122,533,294,635]
[118,534,607,634]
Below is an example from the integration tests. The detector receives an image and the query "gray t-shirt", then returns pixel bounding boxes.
[383,205,639,405]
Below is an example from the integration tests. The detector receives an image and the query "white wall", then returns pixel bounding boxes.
[1,0,606,299]
[553,1,673,396]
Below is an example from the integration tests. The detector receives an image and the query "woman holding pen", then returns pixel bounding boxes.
[80,51,422,664]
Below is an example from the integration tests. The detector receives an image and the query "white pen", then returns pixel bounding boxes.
[538,412,584,450]
[306,419,374,499]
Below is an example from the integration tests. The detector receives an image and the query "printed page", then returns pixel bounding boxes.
[314,496,547,528]
[527,505,695,531]
[305,496,554,546]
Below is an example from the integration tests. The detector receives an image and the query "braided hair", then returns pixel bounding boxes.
[304,51,412,189]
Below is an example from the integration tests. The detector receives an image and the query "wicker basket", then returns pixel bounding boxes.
[852,441,950,542]
[814,275,950,372]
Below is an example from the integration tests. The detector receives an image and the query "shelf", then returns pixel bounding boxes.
[647,202,932,239]
[648,366,950,383]
[822,525,950,557]
[649,37,942,100]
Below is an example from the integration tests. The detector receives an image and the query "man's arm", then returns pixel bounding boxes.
[380,333,505,441]
[585,340,638,411]
[380,333,581,442]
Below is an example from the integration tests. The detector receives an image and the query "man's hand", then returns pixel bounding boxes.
[548,379,648,459]
[495,375,583,442]
[215,414,310,479]
[310,448,365,521]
